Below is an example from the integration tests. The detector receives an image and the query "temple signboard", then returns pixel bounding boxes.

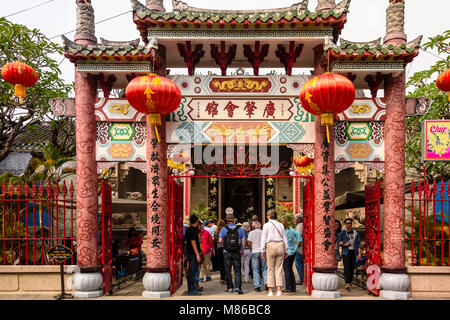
[186,97,294,121]
[423,120,450,161]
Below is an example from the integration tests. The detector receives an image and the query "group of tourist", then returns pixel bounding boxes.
[183,208,307,296]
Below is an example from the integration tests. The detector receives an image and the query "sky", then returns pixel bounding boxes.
[2,0,449,95]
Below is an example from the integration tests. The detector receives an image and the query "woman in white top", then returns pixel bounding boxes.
[261,209,288,296]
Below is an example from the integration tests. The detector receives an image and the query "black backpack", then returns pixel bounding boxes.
[224,225,241,253]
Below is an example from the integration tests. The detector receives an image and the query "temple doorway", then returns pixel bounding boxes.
[222,178,261,223]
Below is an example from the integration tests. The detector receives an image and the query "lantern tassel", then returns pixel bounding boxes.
[154,126,161,143]
[326,125,330,144]
[14,84,26,104]
[448,92,450,102]
[148,113,162,143]
[321,113,334,144]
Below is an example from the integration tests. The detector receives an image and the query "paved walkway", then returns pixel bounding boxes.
[0,270,379,300]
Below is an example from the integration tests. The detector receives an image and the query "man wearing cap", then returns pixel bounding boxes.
[294,212,304,285]
[219,211,246,294]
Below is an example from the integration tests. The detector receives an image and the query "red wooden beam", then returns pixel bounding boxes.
[177,41,205,76]
[98,73,116,99]
[344,72,356,83]
[243,41,270,75]
[365,72,386,98]
[126,73,138,82]
[275,41,304,75]
[210,41,237,76]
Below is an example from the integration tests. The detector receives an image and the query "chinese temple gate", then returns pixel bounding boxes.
[65,0,421,299]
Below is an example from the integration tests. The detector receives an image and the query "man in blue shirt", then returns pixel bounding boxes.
[219,212,246,294]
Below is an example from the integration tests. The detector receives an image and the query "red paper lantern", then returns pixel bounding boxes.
[436,69,450,101]
[299,73,355,142]
[125,73,181,142]
[1,61,38,104]
[293,155,313,167]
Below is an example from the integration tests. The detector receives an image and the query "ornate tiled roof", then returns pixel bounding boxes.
[324,35,422,64]
[62,35,158,63]
[132,0,350,40]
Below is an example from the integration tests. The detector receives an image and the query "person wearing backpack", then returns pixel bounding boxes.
[337,217,361,291]
[219,212,246,294]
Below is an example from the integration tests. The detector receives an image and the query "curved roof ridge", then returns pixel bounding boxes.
[100,38,140,47]
[339,38,382,48]
[171,0,310,15]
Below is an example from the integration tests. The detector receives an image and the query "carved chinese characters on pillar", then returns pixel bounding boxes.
[146,120,168,269]
[76,72,99,268]
[383,71,406,268]
[314,117,336,268]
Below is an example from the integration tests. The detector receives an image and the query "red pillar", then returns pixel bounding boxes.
[313,119,336,270]
[72,10,103,296]
[379,71,410,299]
[145,118,169,270]
[383,71,406,269]
[74,70,99,269]
[311,45,339,298]
[142,116,171,298]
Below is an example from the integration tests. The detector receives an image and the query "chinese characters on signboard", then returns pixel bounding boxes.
[187,98,294,121]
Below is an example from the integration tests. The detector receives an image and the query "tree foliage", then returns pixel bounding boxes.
[0,18,72,162]
[406,30,450,181]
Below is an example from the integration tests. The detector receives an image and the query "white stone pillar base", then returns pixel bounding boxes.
[312,290,340,299]
[72,271,103,298]
[311,272,340,299]
[380,272,410,300]
[380,290,410,299]
[142,272,171,298]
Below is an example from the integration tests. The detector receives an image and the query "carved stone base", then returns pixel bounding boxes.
[312,290,341,299]
[142,290,171,298]
[380,290,410,300]
[142,272,171,298]
[380,272,410,300]
[311,272,340,298]
[72,272,103,298]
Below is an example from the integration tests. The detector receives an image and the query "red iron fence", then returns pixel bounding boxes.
[0,180,76,265]
[406,176,450,267]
